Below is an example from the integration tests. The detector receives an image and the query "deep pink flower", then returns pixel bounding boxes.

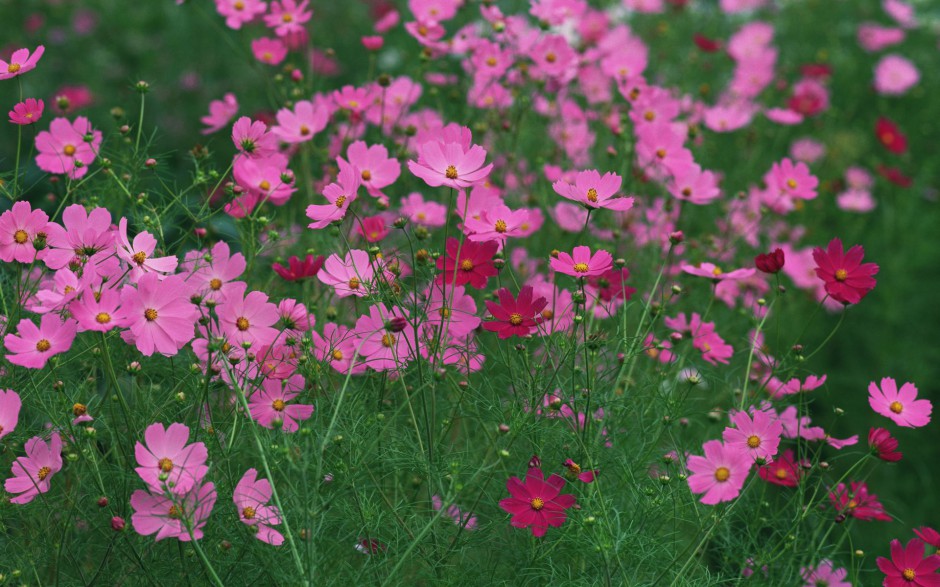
[829,481,892,521]
[317,249,376,298]
[435,238,498,289]
[812,238,879,304]
[550,246,613,278]
[800,560,850,587]
[757,449,802,487]
[755,248,785,274]
[408,137,493,189]
[483,286,547,339]
[273,254,325,281]
[252,37,288,66]
[357,216,388,243]
[551,169,634,211]
[116,273,197,357]
[232,116,277,158]
[215,0,267,29]
[0,389,22,441]
[869,427,902,462]
[723,409,782,463]
[0,201,49,263]
[35,116,102,179]
[4,433,62,504]
[877,539,940,587]
[248,374,313,432]
[9,98,44,125]
[234,468,284,545]
[687,440,751,505]
[130,481,216,542]
[4,314,77,369]
[116,218,179,278]
[0,46,45,80]
[264,0,311,36]
[498,467,576,537]
[914,527,940,552]
[869,377,931,428]
[134,422,209,495]
[306,159,361,229]
[201,93,238,135]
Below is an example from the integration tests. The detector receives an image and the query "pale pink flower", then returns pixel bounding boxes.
[0,46,45,80]
[234,468,284,545]
[272,100,329,143]
[399,192,447,227]
[116,218,179,278]
[0,201,49,263]
[216,282,280,350]
[306,159,361,229]
[70,286,122,332]
[130,481,216,541]
[0,389,23,441]
[215,0,267,29]
[134,422,209,495]
[408,136,493,189]
[251,37,287,65]
[116,273,197,357]
[687,440,750,505]
[5,433,62,504]
[550,246,613,278]
[42,204,114,271]
[317,249,376,298]
[4,314,77,369]
[552,169,633,211]
[681,262,756,282]
[247,374,313,432]
[35,117,101,179]
[344,141,401,197]
[232,116,277,158]
[723,410,783,463]
[201,93,238,135]
[353,303,416,371]
[874,54,920,96]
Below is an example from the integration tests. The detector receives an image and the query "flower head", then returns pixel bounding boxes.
[868,427,902,462]
[0,201,49,264]
[130,481,216,542]
[273,254,325,281]
[812,238,879,304]
[877,538,940,587]
[552,170,634,211]
[247,375,313,432]
[4,433,63,504]
[408,134,493,189]
[498,467,576,537]
[483,286,547,339]
[0,46,45,80]
[134,422,209,495]
[234,468,285,545]
[869,377,931,428]
[35,117,102,179]
[687,440,751,504]
[829,481,891,521]
[4,314,77,369]
[0,389,22,441]
[550,246,613,278]
[9,98,44,125]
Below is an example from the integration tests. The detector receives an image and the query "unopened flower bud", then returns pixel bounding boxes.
[111,516,126,531]
[669,231,684,245]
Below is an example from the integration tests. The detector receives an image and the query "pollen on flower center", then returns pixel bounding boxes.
[167,505,182,519]
[586,188,598,202]
[259,180,271,191]
[714,467,730,482]
[158,457,174,472]
[132,251,147,265]
[834,269,848,281]
[298,124,311,136]
[439,306,451,318]
[486,57,497,66]
[282,13,293,22]
[775,468,788,479]
[73,403,87,416]
[656,148,666,159]
[37,466,51,481]
[786,179,797,189]
[494,219,508,233]
[545,52,557,63]
[236,317,250,331]
[331,349,344,360]
[361,170,372,181]
[96,312,112,324]
[747,435,761,448]
[573,262,590,273]
[902,569,916,581]
[335,195,347,207]
[509,313,523,326]
[8,63,21,74]
[348,277,361,289]
[63,144,77,156]
[272,399,286,412]
[644,110,655,121]
[445,165,458,180]
[36,339,52,352]
[889,401,904,414]
[13,229,29,244]
[242,506,256,519]
[712,267,723,276]
[381,333,396,347]
[460,259,474,271]
[541,309,554,320]
[144,308,158,321]
[210,278,223,290]
[233,0,245,8]
[530,497,545,510]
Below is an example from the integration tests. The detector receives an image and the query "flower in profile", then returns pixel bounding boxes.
[562,459,597,484]
[800,560,850,587]
[9,98,44,125]
[306,160,361,229]
[116,273,197,357]
[432,495,478,531]
[829,481,892,521]
[723,409,783,464]
[4,433,63,504]
[4,314,77,369]
[435,238,498,289]
[868,427,902,462]
[408,136,493,189]
[868,377,932,428]
[754,248,785,274]
[550,246,613,278]
[876,116,908,154]
[499,467,576,537]
[234,468,284,545]
[0,201,49,264]
[130,481,217,542]
[483,286,547,339]
[201,93,238,135]
[551,169,634,211]
[317,249,376,298]
[914,527,940,553]
[687,440,751,504]
[0,389,22,441]
[681,262,755,282]
[877,538,940,587]
[247,375,314,432]
[757,449,802,487]
[812,238,879,304]
[35,116,102,179]
[0,45,45,80]
[273,254,325,281]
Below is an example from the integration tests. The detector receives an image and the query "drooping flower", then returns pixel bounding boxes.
[868,377,932,428]
[35,116,102,179]
[498,467,576,537]
[247,375,313,432]
[0,389,22,441]
[723,409,783,464]
[800,560,851,587]
[130,481,217,542]
[116,273,197,357]
[9,98,44,125]
[4,314,77,369]
[829,481,892,521]
[4,433,63,504]
[812,238,879,304]
[0,201,49,264]
[868,427,902,462]
[686,440,751,504]
[0,46,45,80]
[201,93,238,135]
[877,538,940,587]
[233,468,284,545]
[134,422,209,495]
[550,246,613,278]
[562,459,597,484]
[483,286,547,339]
[551,170,634,211]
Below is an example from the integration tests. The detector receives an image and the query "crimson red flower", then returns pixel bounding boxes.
[878,164,913,188]
[436,237,498,289]
[812,238,879,304]
[272,254,325,281]
[693,33,722,53]
[801,63,833,79]
[829,481,892,521]
[876,117,908,154]
[877,538,940,587]
[483,286,547,339]
[868,427,902,462]
[498,468,576,538]
[757,449,802,487]
[914,527,940,552]
[754,248,785,274]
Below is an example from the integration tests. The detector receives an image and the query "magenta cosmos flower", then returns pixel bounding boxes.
[273,254,325,281]
[35,117,102,179]
[264,0,312,37]
[4,314,77,369]
[9,98,44,125]
[116,273,197,357]
[0,389,22,441]
[868,427,903,462]
[829,481,892,521]
[550,246,613,278]
[483,286,547,339]
[134,422,209,495]
[234,468,284,545]
[812,238,879,304]
[551,169,634,211]
[877,538,940,587]
[0,201,49,263]
[435,238,498,289]
[686,440,751,505]
[498,467,576,537]
[722,409,783,464]
[130,481,217,542]
[0,46,45,80]
[869,377,932,428]
[408,138,493,189]
[5,433,63,504]
[247,375,314,432]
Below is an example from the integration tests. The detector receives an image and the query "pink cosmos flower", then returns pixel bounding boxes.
[312,322,363,374]
[215,0,267,29]
[4,314,77,369]
[116,273,197,357]
[431,495,478,530]
[232,117,277,159]
[874,54,920,96]
[306,160,361,229]
[400,192,447,227]
[42,204,114,271]
[231,154,295,211]
[664,313,734,365]
[353,303,416,371]
[498,467,576,537]
[130,481,216,542]
[201,93,238,135]
[668,164,721,205]
[551,169,634,211]
[317,249,375,298]
[5,433,62,504]
[869,427,902,462]
[436,238,498,289]
[234,468,284,545]
[681,262,756,282]
[884,0,917,28]
[251,37,288,66]
[264,0,311,36]
[0,389,22,441]
[550,246,613,278]
[869,377,932,428]
[344,141,401,198]
[273,254,324,281]
[216,282,280,350]
[184,241,246,303]
[766,158,818,201]
[35,117,102,179]
[116,218,179,278]
[723,409,782,463]
[829,481,892,521]
[408,138,493,189]
[858,23,905,52]
[423,283,480,338]
[70,286,122,332]
[9,98,44,125]
[0,46,45,80]
[483,286,547,339]
[687,440,751,505]
[812,238,879,304]
[272,99,329,143]
[878,539,940,587]
[562,459,597,484]
[134,422,209,495]
[788,79,829,117]
[0,201,49,263]
[248,375,313,432]
[464,204,531,244]
[800,560,850,587]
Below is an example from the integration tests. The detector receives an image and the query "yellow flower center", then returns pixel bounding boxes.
[242,506,256,519]
[8,63,21,73]
[714,467,730,482]
[541,309,554,320]
[159,458,174,472]
[486,57,497,66]
[509,313,523,326]
[210,278,223,290]
[776,468,788,480]
[36,466,51,481]
[331,349,344,360]
[834,269,848,281]
[902,569,916,581]
[348,277,360,289]
[272,399,286,412]
[259,180,271,191]
[335,195,347,207]
[13,229,29,244]
[586,188,598,202]
[494,219,508,233]
[460,259,474,271]
[644,110,655,121]
[545,52,557,63]
[655,148,666,159]
[36,339,51,352]
[63,144,76,156]
[438,306,451,318]
[282,13,293,22]
[233,0,245,8]
[530,497,545,510]
[573,262,590,273]
[889,401,904,414]
[132,251,147,266]
[361,170,372,181]
[747,435,761,448]
[144,308,158,321]
[168,505,182,519]
[786,179,797,190]
[381,333,396,347]
[445,165,458,180]
[73,403,87,416]
[263,51,273,61]
[711,267,723,276]
[96,312,111,324]
[236,317,250,331]
[299,124,311,136]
